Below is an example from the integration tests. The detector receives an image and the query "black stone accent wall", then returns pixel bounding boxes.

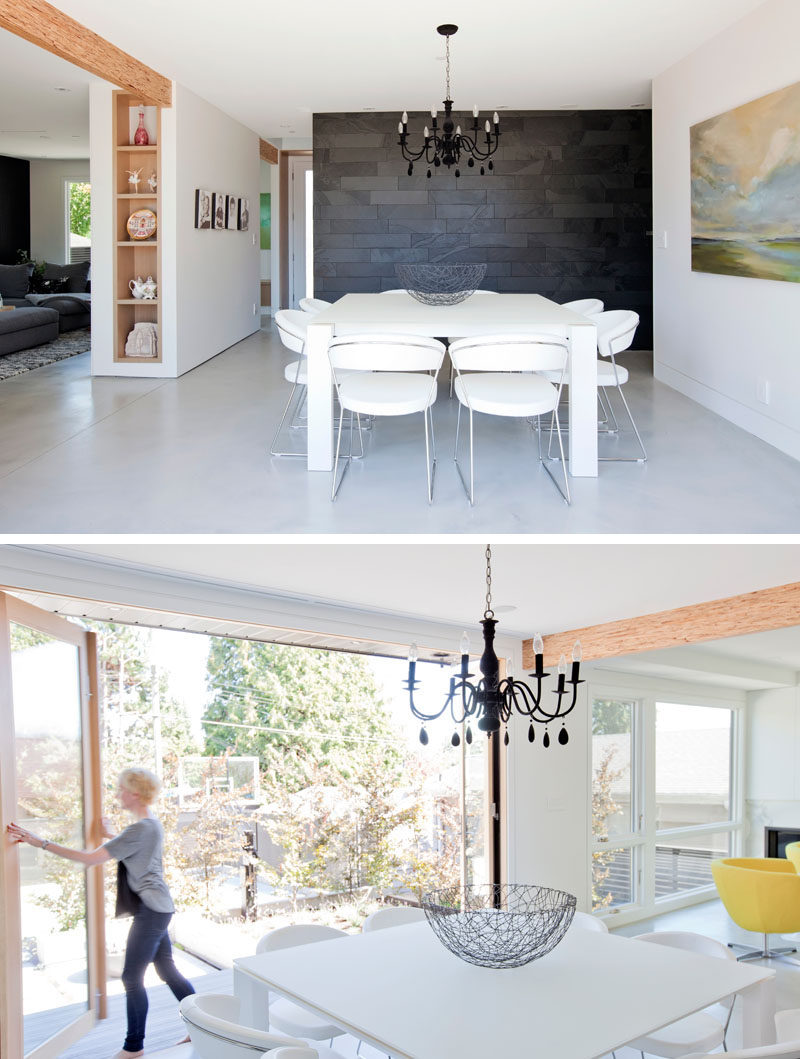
[313,110,652,347]
[0,155,30,265]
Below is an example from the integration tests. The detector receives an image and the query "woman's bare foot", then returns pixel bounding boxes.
[113,1050,143,1058]
[175,1036,191,1045]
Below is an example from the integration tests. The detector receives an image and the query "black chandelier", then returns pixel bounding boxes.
[405,546,582,747]
[397,24,501,179]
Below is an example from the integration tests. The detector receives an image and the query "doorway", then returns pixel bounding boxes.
[288,154,313,308]
[0,593,104,1059]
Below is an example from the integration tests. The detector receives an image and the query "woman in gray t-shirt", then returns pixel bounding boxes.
[8,767,195,1059]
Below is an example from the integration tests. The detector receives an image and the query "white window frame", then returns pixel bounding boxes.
[64,178,91,265]
[588,670,745,928]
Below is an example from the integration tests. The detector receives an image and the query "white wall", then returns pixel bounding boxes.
[88,83,114,377]
[29,158,89,264]
[168,82,260,376]
[746,684,800,855]
[652,0,800,461]
[90,81,260,378]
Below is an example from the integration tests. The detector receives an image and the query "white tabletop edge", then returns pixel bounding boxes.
[233,926,774,1059]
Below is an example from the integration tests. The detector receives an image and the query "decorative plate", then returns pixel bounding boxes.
[126,208,157,240]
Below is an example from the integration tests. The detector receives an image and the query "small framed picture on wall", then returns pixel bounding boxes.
[238,197,249,231]
[195,189,212,229]
[212,192,226,230]
[226,194,238,229]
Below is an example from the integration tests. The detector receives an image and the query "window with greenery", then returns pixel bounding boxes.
[591,687,741,919]
[67,181,91,265]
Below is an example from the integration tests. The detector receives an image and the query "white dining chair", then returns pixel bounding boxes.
[445,290,498,396]
[299,297,332,314]
[588,308,646,462]
[682,1045,800,1058]
[561,298,604,316]
[328,332,446,502]
[626,931,738,1058]
[270,309,311,457]
[449,332,570,506]
[255,925,349,1045]
[569,910,608,932]
[362,905,426,932]
[180,993,346,1059]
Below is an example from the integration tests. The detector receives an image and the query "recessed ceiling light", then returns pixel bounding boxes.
[631,103,648,108]
[493,604,518,614]
[39,134,51,139]
[363,107,376,111]
[560,104,578,109]
[54,86,71,92]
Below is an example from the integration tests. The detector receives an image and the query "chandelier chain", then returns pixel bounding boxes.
[445,32,451,101]
[484,543,494,619]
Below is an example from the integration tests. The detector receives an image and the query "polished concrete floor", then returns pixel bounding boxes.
[1,321,799,533]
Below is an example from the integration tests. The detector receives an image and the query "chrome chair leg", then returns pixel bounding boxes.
[453,403,474,505]
[539,409,571,505]
[424,407,436,503]
[270,378,307,457]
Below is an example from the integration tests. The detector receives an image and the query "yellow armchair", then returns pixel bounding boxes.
[711,857,800,962]
[784,841,800,873]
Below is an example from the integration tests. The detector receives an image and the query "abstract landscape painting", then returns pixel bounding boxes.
[691,80,800,282]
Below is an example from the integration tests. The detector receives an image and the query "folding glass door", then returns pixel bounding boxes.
[0,593,105,1059]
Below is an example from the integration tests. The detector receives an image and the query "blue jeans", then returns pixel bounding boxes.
[120,907,195,1052]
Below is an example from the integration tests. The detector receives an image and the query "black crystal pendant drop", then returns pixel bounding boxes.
[503,729,509,746]
[488,160,494,171]
[468,157,474,168]
[434,156,441,167]
[427,170,432,179]
[419,726,429,746]
[543,728,550,749]
[558,725,569,746]
[451,730,461,747]
[480,166,485,175]
[528,723,535,743]
[408,163,413,176]
[455,168,460,178]
[465,725,473,745]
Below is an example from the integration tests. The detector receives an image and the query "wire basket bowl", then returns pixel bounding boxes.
[421,883,576,969]
[395,263,487,305]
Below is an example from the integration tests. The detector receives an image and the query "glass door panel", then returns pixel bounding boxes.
[10,623,89,1056]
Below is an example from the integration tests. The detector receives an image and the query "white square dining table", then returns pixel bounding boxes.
[304,293,599,476]
[232,921,775,1059]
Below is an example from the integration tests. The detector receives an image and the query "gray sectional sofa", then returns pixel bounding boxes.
[0,261,91,354]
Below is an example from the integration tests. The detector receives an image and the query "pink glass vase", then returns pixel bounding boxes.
[133,112,149,146]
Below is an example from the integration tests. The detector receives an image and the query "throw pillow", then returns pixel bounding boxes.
[0,262,34,299]
[43,260,90,293]
[30,273,69,294]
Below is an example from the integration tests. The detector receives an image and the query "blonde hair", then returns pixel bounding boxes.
[119,767,161,805]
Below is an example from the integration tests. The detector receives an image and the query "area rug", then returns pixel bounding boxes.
[0,328,91,381]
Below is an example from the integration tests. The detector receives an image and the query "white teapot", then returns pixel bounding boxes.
[128,276,146,299]
[141,275,158,300]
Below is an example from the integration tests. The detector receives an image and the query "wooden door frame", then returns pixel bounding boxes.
[0,593,105,1059]
[279,149,313,308]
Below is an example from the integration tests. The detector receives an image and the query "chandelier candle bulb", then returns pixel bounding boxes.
[571,641,582,682]
[402,111,408,125]
[493,112,499,125]
[473,104,478,117]
[424,126,429,139]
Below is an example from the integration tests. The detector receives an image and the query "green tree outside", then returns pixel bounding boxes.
[69,182,91,239]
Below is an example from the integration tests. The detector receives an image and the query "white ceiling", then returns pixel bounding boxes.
[0,29,98,159]
[23,540,800,639]
[28,0,769,141]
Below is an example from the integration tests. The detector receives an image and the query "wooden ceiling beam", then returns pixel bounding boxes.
[0,0,172,106]
[260,138,279,164]
[526,581,800,668]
